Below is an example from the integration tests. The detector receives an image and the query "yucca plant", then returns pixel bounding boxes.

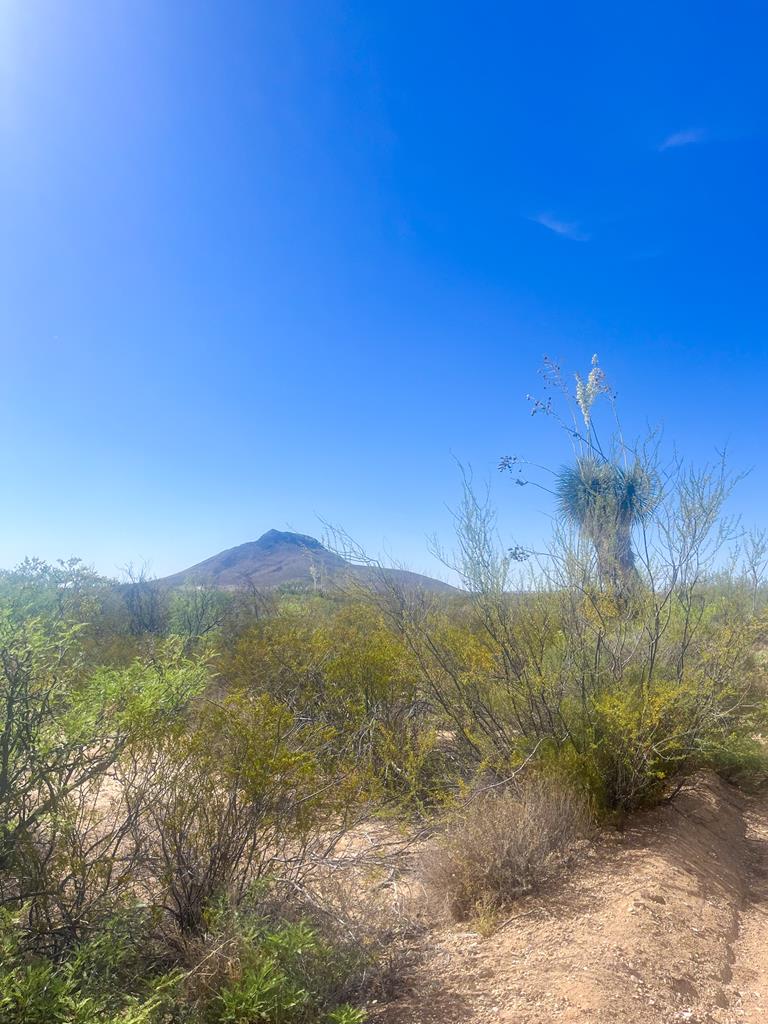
[556,457,655,589]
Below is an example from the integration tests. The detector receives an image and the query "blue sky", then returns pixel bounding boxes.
[1,1,766,579]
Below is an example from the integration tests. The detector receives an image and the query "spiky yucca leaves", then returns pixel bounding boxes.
[556,457,656,588]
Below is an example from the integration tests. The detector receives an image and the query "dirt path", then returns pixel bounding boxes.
[725,795,768,1022]
[373,773,768,1024]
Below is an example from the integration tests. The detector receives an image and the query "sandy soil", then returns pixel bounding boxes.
[372,772,768,1024]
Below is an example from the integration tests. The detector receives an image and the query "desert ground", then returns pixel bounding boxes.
[373,772,768,1024]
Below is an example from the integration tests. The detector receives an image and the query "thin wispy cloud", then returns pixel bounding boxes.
[532,213,590,242]
[659,128,705,151]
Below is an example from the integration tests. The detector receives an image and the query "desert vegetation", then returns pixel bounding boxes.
[1,359,766,1021]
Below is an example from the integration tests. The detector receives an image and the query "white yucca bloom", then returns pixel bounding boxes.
[575,354,608,427]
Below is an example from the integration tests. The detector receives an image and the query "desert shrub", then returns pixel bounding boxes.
[288,856,420,1005]
[0,907,178,1024]
[186,909,369,1024]
[218,601,452,810]
[690,724,768,790]
[168,586,232,649]
[0,899,373,1024]
[0,558,112,632]
[128,689,354,938]
[393,557,765,813]
[308,604,454,808]
[0,620,206,949]
[563,671,761,813]
[0,576,413,1020]
[422,777,591,921]
[556,587,766,812]
[374,361,767,815]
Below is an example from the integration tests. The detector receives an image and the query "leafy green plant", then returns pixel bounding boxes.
[0,910,179,1024]
[215,959,309,1023]
[325,1008,367,1024]
[191,915,368,1024]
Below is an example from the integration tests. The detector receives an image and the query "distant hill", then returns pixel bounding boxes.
[157,530,457,594]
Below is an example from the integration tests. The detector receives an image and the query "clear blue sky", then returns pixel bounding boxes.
[1,2,766,579]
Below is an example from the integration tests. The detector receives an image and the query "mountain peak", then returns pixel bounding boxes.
[255,530,324,551]
[158,530,456,594]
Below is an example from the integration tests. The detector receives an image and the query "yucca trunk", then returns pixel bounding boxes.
[590,521,636,592]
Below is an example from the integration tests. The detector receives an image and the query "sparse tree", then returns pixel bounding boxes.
[743,528,768,612]
[121,562,167,636]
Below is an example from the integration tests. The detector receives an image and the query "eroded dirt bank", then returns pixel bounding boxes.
[375,772,768,1024]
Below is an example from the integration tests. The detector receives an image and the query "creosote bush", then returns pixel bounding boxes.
[217,600,454,811]
[128,689,348,939]
[422,777,591,921]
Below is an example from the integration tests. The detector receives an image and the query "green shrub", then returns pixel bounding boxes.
[0,908,369,1024]
[0,910,178,1024]
[324,1009,367,1024]
[215,958,309,1023]
[188,911,369,1024]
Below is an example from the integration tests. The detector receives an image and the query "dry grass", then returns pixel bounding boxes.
[294,854,424,1001]
[421,777,591,921]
